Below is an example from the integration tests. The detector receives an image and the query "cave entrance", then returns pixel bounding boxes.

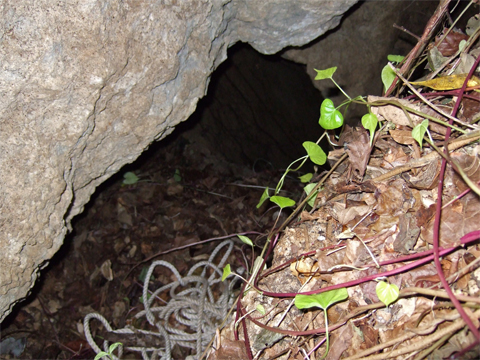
[176,42,324,170]
[1,1,445,358]
[1,42,326,360]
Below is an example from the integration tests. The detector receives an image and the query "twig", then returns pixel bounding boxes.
[393,23,420,41]
[401,287,480,305]
[123,232,263,280]
[430,49,480,341]
[388,63,476,129]
[277,153,348,233]
[385,0,451,96]
[371,130,480,182]
[343,309,480,360]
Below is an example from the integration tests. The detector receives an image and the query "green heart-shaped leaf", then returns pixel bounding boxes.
[256,304,266,315]
[381,64,396,92]
[299,173,313,183]
[295,288,348,311]
[361,112,378,145]
[412,119,429,150]
[319,99,343,130]
[256,187,270,208]
[303,141,326,165]
[222,264,232,282]
[238,235,254,247]
[376,281,399,307]
[303,183,319,208]
[123,171,139,185]
[270,196,295,209]
[314,67,337,80]
[387,55,405,63]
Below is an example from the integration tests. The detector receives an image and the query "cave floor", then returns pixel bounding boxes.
[1,132,295,359]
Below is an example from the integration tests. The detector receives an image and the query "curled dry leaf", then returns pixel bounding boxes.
[369,96,448,134]
[207,337,248,360]
[331,202,371,225]
[434,29,469,57]
[460,95,480,123]
[410,74,480,91]
[389,129,416,145]
[421,195,480,246]
[342,126,372,182]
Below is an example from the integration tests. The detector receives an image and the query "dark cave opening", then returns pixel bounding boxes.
[1,44,326,353]
[172,41,326,171]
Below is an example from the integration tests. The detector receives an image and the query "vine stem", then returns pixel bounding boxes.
[431,54,480,340]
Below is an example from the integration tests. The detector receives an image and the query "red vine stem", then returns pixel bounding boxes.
[251,231,479,298]
[431,53,480,340]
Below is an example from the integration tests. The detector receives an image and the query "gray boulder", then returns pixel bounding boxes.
[0,0,358,322]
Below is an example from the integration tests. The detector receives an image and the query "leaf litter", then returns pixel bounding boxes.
[215,5,480,360]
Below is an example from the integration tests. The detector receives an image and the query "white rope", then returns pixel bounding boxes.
[84,240,236,360]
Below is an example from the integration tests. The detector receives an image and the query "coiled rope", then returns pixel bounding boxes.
[84,240,237,360]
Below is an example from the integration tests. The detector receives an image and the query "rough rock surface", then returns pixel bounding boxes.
[0,0,357,322]
[179,1,440,174]
[283,0,439,120]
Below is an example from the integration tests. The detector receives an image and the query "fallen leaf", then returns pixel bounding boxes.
[343,126,372,182]
[207,337,249,360]
[393,213,421,254]
[435,30,469,56]
[389,129,416,145]
[325,321,356,360]
[422,194,480,246]
[461,95,480,123]
[410,74,480,91]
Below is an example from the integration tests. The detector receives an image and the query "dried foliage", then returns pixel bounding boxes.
[222,2,480,360]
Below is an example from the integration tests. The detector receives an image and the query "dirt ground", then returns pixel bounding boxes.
[0,130,300,359]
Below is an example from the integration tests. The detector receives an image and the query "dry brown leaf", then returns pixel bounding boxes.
[369,96,448,134]
[315,248,344,272]
[381,145,409,169]
[369,96,424,127]
[344,126,372,182]
[359,323,379,351]
[375,185,405,216]
[460,95,480,123]
[290,257,320,284]
[207,337,249,360]
[300,210,322,221]
[332,202,371,225]
[202,176,219,190]
[450,153,480,193]
[325,322,357,360]
[415,204,436,228]
[432,328,478,359]
[333,179,377,195]
[422,193,480,246]
[435,30,469,56]
[389,129,416,145]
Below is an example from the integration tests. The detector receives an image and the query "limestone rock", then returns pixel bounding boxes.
[282,0,439,120]
[0,0,357,322]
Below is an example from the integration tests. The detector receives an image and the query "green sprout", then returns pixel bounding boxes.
[295,288,348,359]
[94,342,122,360]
